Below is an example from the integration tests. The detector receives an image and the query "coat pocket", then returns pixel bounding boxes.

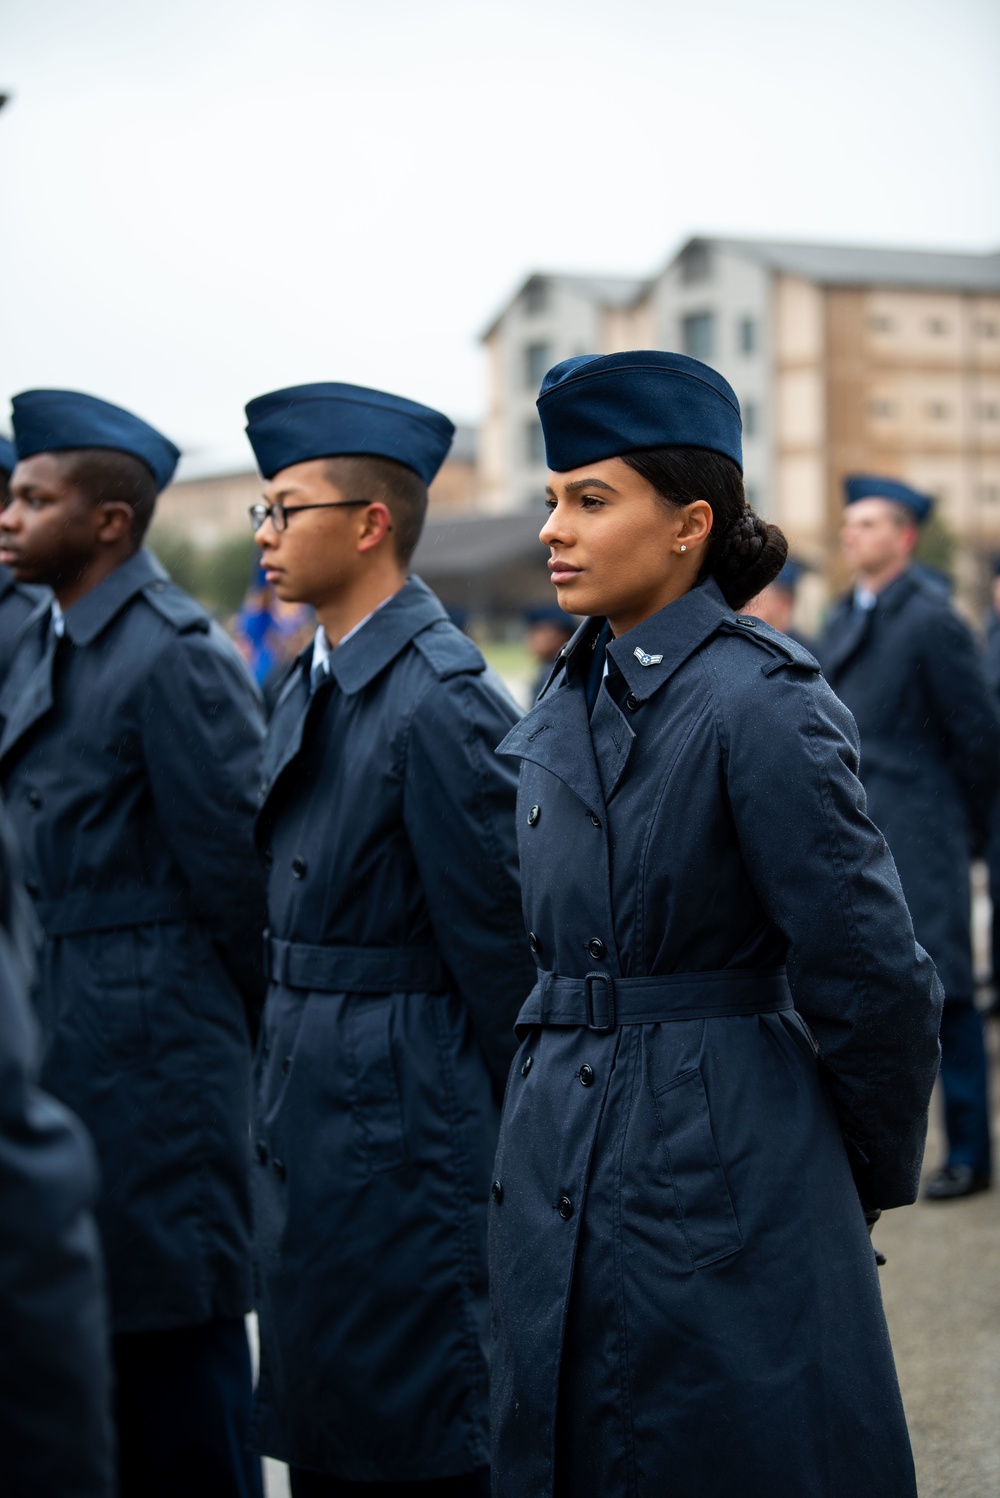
[348,994,407,1174]
[653,1067,742,1269]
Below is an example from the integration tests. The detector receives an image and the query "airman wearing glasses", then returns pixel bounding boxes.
[243,382,533,1498]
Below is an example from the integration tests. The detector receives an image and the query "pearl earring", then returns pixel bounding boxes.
[679,544,687,553]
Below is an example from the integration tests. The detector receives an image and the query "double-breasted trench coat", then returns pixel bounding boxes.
[490,578,943,1498]
[817,567,1000,1001]
[0,804,114,1497]
[252,576,534,1482]
[0,547,267,1333]
[0,564,45,689]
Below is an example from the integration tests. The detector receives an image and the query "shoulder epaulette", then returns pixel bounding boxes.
[717,615,820,675]
[141,578,211,634]
[413,620,486,680]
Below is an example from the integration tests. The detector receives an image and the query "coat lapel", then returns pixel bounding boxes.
[589,686,636,803]
[821,599,872,681]
[0,606,58,762]
[497,675,608,818]
[258,655,313,804]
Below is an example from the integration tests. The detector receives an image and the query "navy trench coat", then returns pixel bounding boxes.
[490,579,942,1498]
[818,568,1000,1000]
[0,547,267,1333]
[0,564,45,688]
[252,576,534,1482]
[0,805,113,1497]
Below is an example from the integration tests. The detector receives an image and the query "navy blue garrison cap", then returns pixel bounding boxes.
[536,350,743,473]
[0,436,14,476]
[774,557,808,591]
[11,389,180,492]
[244,382,455,485]
[844,474,933,524]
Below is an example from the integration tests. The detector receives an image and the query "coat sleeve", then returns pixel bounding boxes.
[143,625,269,1026]
[0,816,114,1497]
[717,653,943,1209]
[402,670,536,1097]
[917,606,1000,849]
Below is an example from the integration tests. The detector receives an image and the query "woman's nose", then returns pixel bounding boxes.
[539,504,567,547]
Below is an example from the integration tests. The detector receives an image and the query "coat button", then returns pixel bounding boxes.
[528,932,540,956]
[26,789,42,809]
[557,1195,574,1220]
[579,1064,595,1087]
[291,856,307,879]
[625,692,640,712]
[521,1054,533,1077]
[255,1141,268,1164]
[587,937,606,961]
[272,1158,287,1182]
[527,804,540,826]
[587,810,601,827]
[491,1179,504,1204]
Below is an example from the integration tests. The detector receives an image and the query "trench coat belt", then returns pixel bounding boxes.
[518,966,793,1034]
[265,935,449,994]
[33,887,197,938]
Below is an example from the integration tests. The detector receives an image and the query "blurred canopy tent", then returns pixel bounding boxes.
[411,512,549,614]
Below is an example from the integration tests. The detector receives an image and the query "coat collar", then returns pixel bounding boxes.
[823,567,923,680]
[604,576,733,701]
[61,547,166,647]
[325,574,449,694]
[499,579,733,811]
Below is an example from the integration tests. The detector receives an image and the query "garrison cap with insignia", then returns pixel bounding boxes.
[844,474,933,524]
[11,389,180,492]
[244,382,455,485]
[536,349,743,473]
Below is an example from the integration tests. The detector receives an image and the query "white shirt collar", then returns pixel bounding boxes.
[853,584,878,612]
[310,591,397,674]
[51,599,66,638]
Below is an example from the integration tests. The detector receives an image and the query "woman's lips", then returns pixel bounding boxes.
[548,559,581,585]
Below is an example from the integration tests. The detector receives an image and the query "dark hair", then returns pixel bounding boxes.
[324,455,428,565]
[621,447,787,609]
[56,447,159,544]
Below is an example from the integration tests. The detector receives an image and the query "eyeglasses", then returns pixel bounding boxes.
[248,498,371,533]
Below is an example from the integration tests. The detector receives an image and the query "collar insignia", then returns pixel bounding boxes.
[634,646,664,667]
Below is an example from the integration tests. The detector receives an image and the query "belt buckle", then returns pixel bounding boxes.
[585,971,615,1032]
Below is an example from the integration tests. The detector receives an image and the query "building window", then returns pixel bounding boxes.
[979,402,999,421]
[681,311,715,363]
[680,242,712,284]
[869,314,894,333]
[743,401,759,438]
[870,399,895,418]
[523,278,548,315]
[525,420,546,467]
[738,317,757,354]
[524,342,551,390]
[980,484,1000,504]
[928,401,950,420]
[927,317,949,336]
[978,320,999,338]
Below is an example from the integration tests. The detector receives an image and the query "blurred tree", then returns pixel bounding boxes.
[914,512,957,579]
[147,529,201,598]
[147,529,258,618]
[197,536,259,616]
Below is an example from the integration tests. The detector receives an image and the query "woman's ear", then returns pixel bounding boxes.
[676,500,713,550]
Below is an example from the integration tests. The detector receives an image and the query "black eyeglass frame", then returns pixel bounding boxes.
[248,498,371,533]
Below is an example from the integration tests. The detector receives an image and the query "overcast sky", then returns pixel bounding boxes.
[1,0,998,475]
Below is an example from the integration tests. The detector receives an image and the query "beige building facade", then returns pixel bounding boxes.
[481,238,1000,611]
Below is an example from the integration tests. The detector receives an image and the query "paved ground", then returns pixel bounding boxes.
[876,1017,1000,1497]
[261,1026,1000,1498]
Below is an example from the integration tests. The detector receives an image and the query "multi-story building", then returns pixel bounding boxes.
[480,237,1000,607]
